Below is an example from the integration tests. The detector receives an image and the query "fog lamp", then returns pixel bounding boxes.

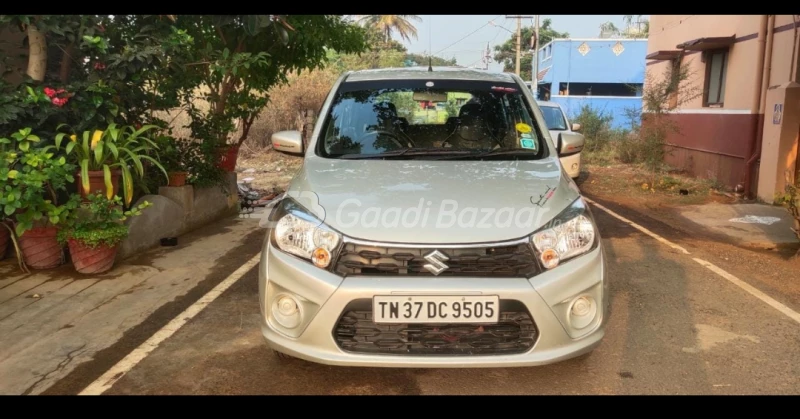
[569,296,597,329]
[272,294,302,329]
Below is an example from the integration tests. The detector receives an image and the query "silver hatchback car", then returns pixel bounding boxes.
[259,67,608,367]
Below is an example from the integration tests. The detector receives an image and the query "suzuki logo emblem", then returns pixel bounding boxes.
[423,250,450,275]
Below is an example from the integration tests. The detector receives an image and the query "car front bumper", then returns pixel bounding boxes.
[258,238,608,368]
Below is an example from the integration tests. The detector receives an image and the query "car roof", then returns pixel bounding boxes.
[345,66,517,83]
[536,100,562,108]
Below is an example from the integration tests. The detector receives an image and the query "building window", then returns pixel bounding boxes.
[703,49,728,107]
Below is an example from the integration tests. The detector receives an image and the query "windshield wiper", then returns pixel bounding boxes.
[430,148,541,160]
[337,148,475,160]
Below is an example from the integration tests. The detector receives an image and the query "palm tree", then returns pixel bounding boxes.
[357,15,422,43]
[599,21,620,38]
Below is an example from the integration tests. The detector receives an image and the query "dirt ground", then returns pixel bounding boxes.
[577,163,745,241]
[578,162,800,286]
[235,148,303,192]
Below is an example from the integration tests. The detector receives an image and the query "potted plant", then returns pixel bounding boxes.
[1,128,77,271]
[55,123,168,205]
[217,143,239,172]
[59,193,152,274]
[157,136,190,187]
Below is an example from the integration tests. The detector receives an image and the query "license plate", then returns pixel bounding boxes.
[372,295,500,324]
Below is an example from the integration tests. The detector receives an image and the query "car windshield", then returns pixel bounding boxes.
[539,106,568,131]
[317,79,547,160]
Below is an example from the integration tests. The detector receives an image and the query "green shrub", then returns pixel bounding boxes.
[573,105,614,153]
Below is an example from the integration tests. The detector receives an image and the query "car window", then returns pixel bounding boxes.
[539,106,568,131]
[317,79,547,160]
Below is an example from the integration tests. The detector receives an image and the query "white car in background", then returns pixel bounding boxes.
[537,101,584,179]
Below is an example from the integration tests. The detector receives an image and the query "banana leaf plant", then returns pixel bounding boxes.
[54,123,168,205]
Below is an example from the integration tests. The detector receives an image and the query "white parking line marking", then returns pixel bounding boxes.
[78,254,261,395]
[583,197,691,254]
[585,197,800,325]
[693,258,800,325]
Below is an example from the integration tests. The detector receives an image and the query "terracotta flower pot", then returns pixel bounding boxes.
[0,222,9,260]
[19,227,63,269]
[68,239,119,274]
[76,170,121,199]
[217,145,239,172]
[168,171,188,187]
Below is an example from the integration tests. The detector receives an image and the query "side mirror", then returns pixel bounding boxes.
[271,130,304,155]
[571,123,582,132]
[557,132,585,157]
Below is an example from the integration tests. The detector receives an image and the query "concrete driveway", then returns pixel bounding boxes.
[39,198,800,395]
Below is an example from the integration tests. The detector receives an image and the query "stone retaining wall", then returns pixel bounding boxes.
[118,173,238,259]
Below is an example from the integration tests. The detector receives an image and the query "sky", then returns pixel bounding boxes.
[402,15,646,71]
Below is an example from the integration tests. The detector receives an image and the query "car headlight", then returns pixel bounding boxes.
[269,198,341,269]
[531,198,597,269]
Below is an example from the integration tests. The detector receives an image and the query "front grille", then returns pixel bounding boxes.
[333,299,537,356]
[333,242,539,277]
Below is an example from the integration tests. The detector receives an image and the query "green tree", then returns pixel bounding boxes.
[174,15,366,148]
[623,15,649,38]
[357,15,422,43]
[493,18,568,81]
[599,21,620,37]
[327,24,458,72]
[362,24,407,52]
[0,15,188,135]
[404,53,456,67]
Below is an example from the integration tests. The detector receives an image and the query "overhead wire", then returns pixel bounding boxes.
[433,15,503,57]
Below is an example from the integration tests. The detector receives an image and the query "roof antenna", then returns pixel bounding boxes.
[428,56,433,72]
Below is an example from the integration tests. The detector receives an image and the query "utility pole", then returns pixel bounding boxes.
[481,43,492,70]
[506,15,534,76]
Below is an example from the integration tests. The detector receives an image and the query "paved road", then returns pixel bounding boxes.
[45,200,800,395]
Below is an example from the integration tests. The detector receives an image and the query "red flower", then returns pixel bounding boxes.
[51,97,69,107]
[55,88,66,95]
[44,87,56,98]
[94,62,106,71]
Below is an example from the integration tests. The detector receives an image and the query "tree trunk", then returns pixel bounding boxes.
[59,43,75,83]
[27,24,47,82]
[297,109,315,149]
